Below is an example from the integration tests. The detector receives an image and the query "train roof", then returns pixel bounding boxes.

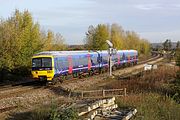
[33,50,138,57]
[33,51,89,56]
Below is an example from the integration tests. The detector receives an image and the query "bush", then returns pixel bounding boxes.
[53,108,78,120]
[7,101,79,120]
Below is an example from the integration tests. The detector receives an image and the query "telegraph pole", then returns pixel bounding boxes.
[109,48,112,76]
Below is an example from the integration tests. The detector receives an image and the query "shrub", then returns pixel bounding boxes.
[7,102,78,120]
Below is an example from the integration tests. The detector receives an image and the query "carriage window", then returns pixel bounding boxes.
[32,58,41,67]
[42,58,52,67]
[112,55,118,62]
[102,55,108,63]
[72,57,79,66]
[79,57,88,65]
[92,55,98,64]
[62,59,68,68]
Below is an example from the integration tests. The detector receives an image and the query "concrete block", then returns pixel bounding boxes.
[100,101,115,108]
[123,109,137,120]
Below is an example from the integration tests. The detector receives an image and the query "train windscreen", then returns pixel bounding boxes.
[32,57,52,70]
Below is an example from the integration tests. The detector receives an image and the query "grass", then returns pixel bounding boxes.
[116,93,180,120]
[91,65,180,120]
[103,66,177,94]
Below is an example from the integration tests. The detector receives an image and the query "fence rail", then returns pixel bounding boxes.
[77,88,127,99]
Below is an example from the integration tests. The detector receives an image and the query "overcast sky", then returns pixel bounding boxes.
[0,0,180,44]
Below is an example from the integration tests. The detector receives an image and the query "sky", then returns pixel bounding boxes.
[0,0,180,44]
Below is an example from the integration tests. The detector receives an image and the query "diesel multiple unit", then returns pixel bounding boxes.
[31,50,138,83]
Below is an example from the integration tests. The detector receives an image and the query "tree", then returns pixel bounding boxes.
[0,10,66,80]
[125,31,139,50]
[85,24,109,50]
[176,41,180,50]
[176,51,180,66]
[0,10,44,80]
[176,42,180,65]
[163,39,172,51]
[42,30,54,51]
[85,23,150,56]
[110,24,124,49]
[85,25,96,50]
[94,24,109,50]
[52,33,67,50]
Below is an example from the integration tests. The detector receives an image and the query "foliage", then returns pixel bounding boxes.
[176,48,180,67]
[176,41,180,49]
[0,10,39,70]
[54,108,78,120]
[0,10,67,80]
[85,23,150,55]
[174,47,180,102]
[86,24,109,50]
[111,23,124,49]
[163,39,172,51]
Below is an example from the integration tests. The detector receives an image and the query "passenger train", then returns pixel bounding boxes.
[31,50,138,83]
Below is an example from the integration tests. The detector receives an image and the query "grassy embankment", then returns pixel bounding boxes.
[112,66,180,120]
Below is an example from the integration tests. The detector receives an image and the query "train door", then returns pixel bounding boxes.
[118,53,120,65]
[87,53,91,70]
[97,52,102,68]
[122,53,125,62]
[68,55,73,74]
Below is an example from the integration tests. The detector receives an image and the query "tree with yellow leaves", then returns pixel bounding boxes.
[0,10,67,80]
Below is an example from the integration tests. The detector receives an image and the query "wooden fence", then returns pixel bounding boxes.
[77,88,127,99]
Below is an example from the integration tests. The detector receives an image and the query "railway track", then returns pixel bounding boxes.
[0,81,45,92]
[0,81,37,91]
[0,106,17,114]
[137,54,160,65]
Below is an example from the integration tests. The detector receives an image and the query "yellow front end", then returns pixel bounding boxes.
[31,70,54,81]
[31,55,54,81]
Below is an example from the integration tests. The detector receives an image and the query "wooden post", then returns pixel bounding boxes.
[102,90,105,97]
[124,88,127,96]
[81,91,84,99]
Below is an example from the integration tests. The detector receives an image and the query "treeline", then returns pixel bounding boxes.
[0,10,66,80]
[85,24,150,55]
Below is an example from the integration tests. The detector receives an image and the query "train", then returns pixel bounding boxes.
[31,50,138,83]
